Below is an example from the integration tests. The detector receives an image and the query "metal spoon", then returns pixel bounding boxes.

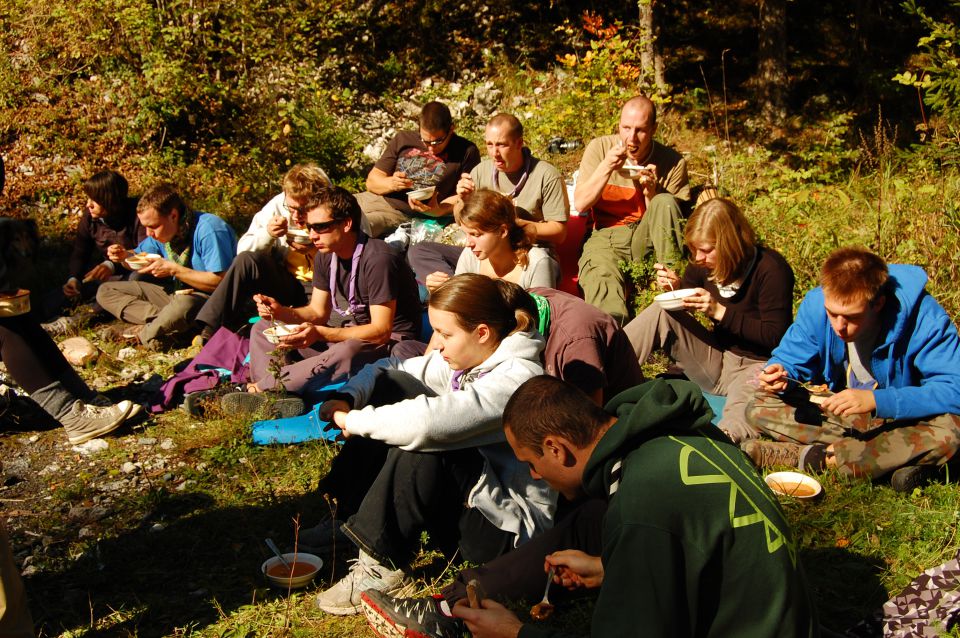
[264,538,291,570]
[530,566,556,621]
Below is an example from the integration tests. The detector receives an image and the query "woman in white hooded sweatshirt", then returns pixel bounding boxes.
[309,273,552,616]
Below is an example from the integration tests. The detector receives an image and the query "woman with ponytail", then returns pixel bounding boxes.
[305,273,553,616]
[424,189,559,293]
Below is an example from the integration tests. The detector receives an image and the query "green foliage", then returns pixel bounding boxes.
[896,0,960,126]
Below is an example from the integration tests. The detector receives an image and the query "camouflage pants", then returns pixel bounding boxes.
[745,387,960,478]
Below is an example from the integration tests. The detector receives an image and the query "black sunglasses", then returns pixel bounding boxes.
[421,130,451,148]
[306,219,343,234]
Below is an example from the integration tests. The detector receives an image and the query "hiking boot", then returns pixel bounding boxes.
[316,550,415,616]
[361,590,465,638]
[296,515,349,554]
[741,440,801,469]
[890,465,939,493]
[220,392,306,419]
[61,400,134,444]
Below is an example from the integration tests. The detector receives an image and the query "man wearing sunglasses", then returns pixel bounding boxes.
[191,164,331,346]
[222,186,422,416]
[356,101,480,238]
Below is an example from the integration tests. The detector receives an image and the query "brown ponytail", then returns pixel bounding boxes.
[430,273,538,342]
[456,189,533,268]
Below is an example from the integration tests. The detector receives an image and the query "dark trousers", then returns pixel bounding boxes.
[322,369,514,568]
[0,313,90,396]
[196,250,309,332]
[406,242,462,284]
[441,498,606,605]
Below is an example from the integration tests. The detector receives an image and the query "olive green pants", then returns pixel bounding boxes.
[578,193,684,324]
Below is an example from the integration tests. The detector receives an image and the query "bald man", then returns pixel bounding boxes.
[574,95,690,324]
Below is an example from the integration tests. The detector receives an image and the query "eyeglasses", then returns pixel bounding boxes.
[283,202,307,215]
[421,130,451,148]
[306,219,342,234]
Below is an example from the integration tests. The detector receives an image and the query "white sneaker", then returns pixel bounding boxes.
[316,550,414,616]
[62,400,134,444]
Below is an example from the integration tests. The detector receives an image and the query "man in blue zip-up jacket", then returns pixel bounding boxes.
[742,247,960,490]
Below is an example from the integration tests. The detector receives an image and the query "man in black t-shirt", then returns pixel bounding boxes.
[223,186,421,414]
[355,101,480,237]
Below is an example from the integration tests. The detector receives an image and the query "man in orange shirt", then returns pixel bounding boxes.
[574,95,690,324]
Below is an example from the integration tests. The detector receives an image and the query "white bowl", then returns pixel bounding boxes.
[654,288,697,311]
[617,163,647,180]
[765,471,823,500]
[263,323,301,344]
[0,289,30,317]
[261,552,323,589]
[286,229,311,245]
[407,186,436,202]
[125,253,162,270]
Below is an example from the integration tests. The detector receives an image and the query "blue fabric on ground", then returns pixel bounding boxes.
[251,381,345,445]
[703,392,726,426]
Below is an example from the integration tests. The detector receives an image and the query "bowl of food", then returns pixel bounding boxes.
[261,552,323,589]
[654,288,697,311]
[407,185,436,202]
[125,252,161,270]
[263,323,301,344]
[0,289,30,317]
[617,163,649,180]
[765,471,823,500]
[286,228,312,245]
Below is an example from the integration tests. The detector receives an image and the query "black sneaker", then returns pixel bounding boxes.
[361,590,465,638]
[295,515,349,554]
[890,465,939,493]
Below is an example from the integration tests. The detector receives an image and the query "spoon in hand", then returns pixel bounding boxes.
[530,566,556,621]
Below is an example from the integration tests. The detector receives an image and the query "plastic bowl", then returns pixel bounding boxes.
[407,186,436,202]
[286,229,311,245]
[617,163,647,180]
[654,288,698,311]
[0,289,31,317]
[125,253,162,270]
[261,552,323,589]
[765,471,823,500]
[263,323,301,344]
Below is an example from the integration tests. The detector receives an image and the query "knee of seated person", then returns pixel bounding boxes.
[646,192,682,217]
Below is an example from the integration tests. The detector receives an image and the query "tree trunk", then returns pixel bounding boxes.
[757,0,787,128]
[637,0,666,93]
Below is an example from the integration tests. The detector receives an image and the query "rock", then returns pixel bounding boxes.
[41,463,60,475]
[120,462,138,475]
[160,438,175,451]
[117,347,138,361]
[175,480,195,492]
[60,337,98,366]
[137,437,157,446]
[72,439,109,454]
[150,522,166,533]
[78,527,95,538]
[472,82,502,117]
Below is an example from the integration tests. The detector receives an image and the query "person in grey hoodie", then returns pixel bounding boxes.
[310,274,550,616]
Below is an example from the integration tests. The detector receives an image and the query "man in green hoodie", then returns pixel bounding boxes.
[453,376,817,638]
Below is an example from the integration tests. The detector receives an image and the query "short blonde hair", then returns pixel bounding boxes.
[281,164,331,200]
[684,198,757,285]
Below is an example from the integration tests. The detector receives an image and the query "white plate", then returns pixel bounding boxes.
[125,253,162,270]
[263,323,301,344]
[408,186,436,201]
[765,471,823,500]
[654,288,697,311]
[617,163,647,180]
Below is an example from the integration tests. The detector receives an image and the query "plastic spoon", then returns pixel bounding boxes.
[264,538,291,570]
[530,566,556,621]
